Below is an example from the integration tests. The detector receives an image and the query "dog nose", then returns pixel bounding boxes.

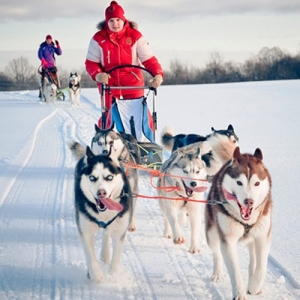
[244,198,254,207]
[98,189,107,198]
[102,150,108,154]
[190,181,197,188]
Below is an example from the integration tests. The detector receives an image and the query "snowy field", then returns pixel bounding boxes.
[0,80,299,299]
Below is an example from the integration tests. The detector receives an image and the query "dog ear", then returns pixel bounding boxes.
[111,122,117,132]
[94,123,101,132]
[228,124,234,132]
[253,148,263,161]
[177,147,184,157]
[86,146,95,160]
[107,144,119,164]
[233,147,241,160]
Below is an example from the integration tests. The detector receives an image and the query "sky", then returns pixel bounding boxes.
[1,0,300,72]
[0,80,300,299]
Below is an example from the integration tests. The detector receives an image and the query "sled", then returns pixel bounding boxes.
[100,64,163,168]
[38,65,65,101]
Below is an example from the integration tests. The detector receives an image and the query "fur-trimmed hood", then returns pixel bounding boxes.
[97,20,138,30]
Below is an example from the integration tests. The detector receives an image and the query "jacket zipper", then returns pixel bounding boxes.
[107,51,110,64]
[131,72,141,82]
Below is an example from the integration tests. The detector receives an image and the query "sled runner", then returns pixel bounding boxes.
[38,66,65,101]
[99,64,163,168]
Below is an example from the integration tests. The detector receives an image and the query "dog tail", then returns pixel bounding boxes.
[160,126,175,152]
[68,141,85,161]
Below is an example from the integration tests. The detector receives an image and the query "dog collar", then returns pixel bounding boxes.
[97,212,120,228]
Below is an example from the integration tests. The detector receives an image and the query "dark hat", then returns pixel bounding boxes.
[46,35,52,40]
[105,1,126,22]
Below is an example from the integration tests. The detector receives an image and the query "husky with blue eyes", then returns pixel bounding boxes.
[157,146,208,254]
[72,145,133,283]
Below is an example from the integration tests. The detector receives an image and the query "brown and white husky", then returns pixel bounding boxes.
[205,147,272,299]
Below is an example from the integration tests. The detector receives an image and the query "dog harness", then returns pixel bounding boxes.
[69,83,80,91]
[96,212,121,228]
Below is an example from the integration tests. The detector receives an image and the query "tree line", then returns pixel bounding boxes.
[0,46,300,91]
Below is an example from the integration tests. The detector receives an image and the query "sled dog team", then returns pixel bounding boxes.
[70,123,272,299]
[41,72,81,105]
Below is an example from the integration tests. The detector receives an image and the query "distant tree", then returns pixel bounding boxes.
[163,59,191,85]
[205,52,226,83]
[0,72,14,91]
[5,56,37,85]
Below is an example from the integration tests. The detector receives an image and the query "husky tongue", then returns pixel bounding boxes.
[191,186,208,193]
[98,197,123,212]
[222,188,237,201]
[240,205,253,220]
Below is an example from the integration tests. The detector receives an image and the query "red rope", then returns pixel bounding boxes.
[122,161,210,202]
[135,193,209,203]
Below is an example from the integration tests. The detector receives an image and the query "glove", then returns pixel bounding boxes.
[95,73,111,84]
[55,40,60,47]
[148,75,163,88]
[41,58,48,68]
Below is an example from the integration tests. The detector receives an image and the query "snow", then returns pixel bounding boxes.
[0,80,300,299]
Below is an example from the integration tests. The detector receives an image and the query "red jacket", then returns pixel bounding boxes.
[85,21,163,100]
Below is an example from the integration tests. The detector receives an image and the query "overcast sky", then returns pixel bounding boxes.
[1,0,300,72]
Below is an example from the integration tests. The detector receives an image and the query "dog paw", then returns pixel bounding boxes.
[211,273,224,282]
[233,296,247,300]
[188,246,200,254]
[174,236,185,244]
[164,232,172,239]
[128,225,136,232]
[247,289,262,295]
[87,268,103,283]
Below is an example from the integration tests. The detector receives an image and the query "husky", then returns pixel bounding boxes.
[205,147,272,299]
[68,72,81,106]
[161,124,239,153]
[161,124,239,178]
[157,146,208,253]
[71,145,133,283]
[91,124,140,232]
[42,76,57,104]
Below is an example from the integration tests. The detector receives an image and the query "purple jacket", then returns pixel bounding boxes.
[38,42,62,68]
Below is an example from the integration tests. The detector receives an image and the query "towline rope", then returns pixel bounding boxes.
[121,161,230,204]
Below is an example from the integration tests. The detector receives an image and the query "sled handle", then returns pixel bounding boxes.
[105,64,154,77]
[100,64,158,131]
[104,64,157,94]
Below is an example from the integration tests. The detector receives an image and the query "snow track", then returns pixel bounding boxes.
[0,90,299,299]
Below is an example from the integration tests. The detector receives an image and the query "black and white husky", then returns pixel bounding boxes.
[205,147,272,299]
[71,145,133,283]
[68,72,81,106]
[157,146,208,253]
[161,124,239,178]
[91,124,140,232]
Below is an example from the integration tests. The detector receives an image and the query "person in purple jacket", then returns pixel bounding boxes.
[38,34,62,96]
